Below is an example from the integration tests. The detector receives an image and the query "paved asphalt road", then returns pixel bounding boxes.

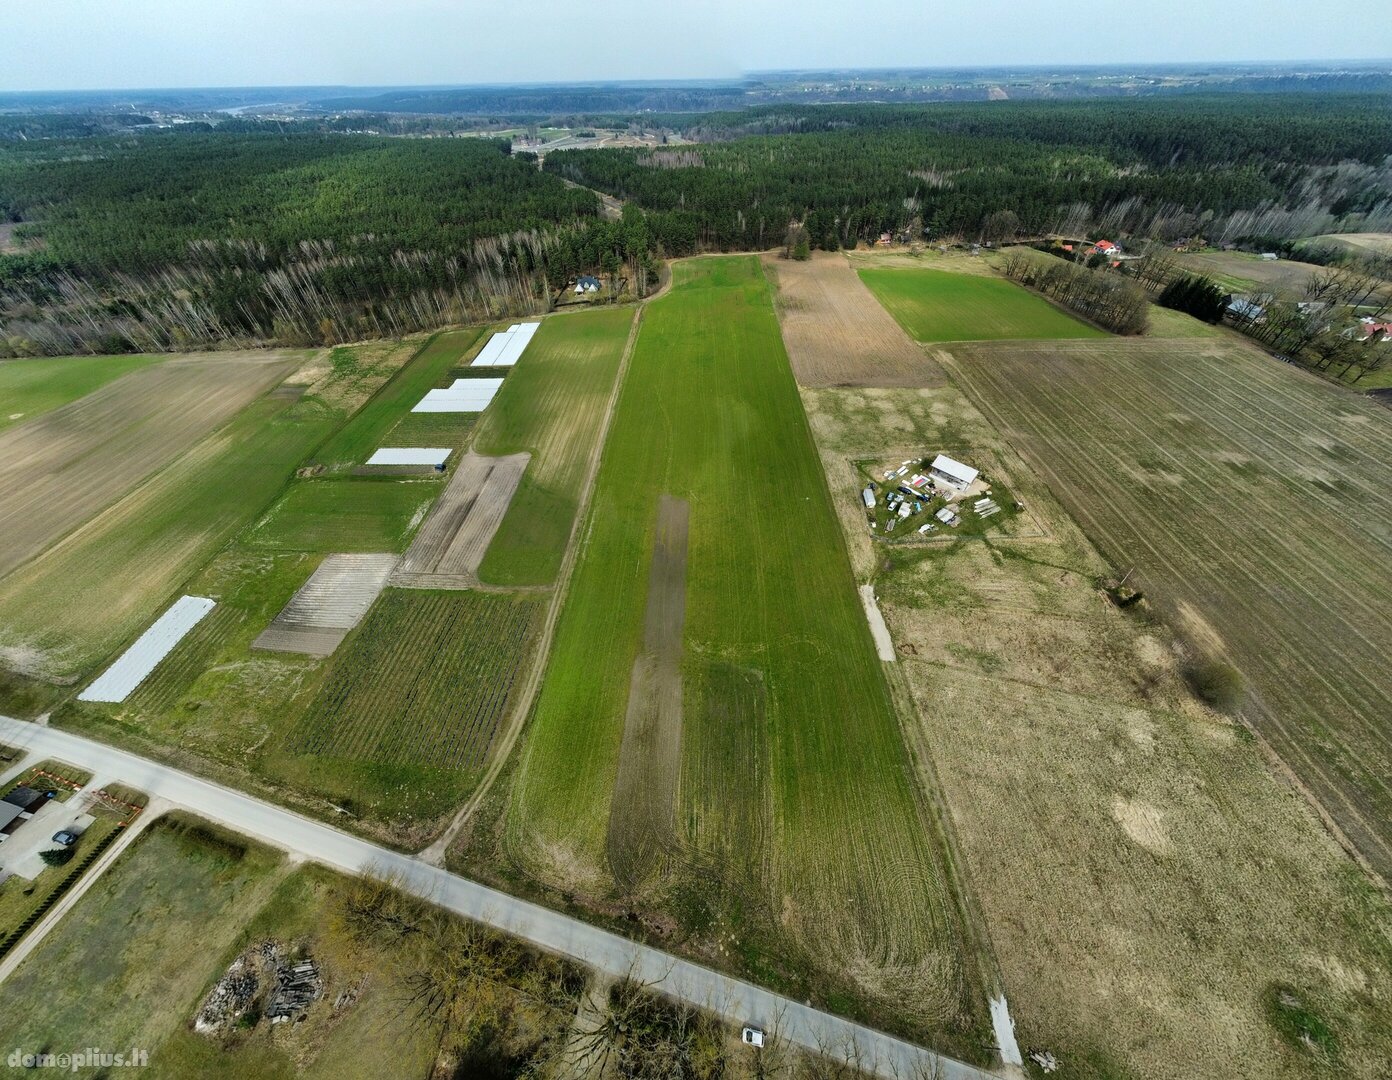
[0,715,1001,1080]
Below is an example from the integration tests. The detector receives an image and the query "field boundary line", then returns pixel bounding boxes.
[420,305,645,864]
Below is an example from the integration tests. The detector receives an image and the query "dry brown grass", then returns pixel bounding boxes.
[801,372,1392,1080]
[764,253,947,388]
[0,350,303,577]
[939,335,1392,884]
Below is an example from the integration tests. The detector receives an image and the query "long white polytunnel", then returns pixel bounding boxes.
[79,595,216,702]
[365,448,452,466]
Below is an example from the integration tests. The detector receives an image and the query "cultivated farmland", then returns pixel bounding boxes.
[801,375,1392,1080]
[309,329,482,471]
[243,478,436,553]
[861,266,1106,343]
[472,307,634,586]
[938,335,1392,883]
[1174,250,1327,298]
[500,257,983,1042]
[0,351,168,432]
[0,339,417,684]
[763,252,946,388]
[0,349,305,578]
[281,589,542,820]
[393,451,530,587]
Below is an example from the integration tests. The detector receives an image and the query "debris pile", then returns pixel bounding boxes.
[266,956,323,1023]
[194,955,259,1035]
[194,941,324,1034]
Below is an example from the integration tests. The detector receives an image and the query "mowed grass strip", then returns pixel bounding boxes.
[243,478,438,553]
[510,257,969,1006]
[940,336,1392,879]
[309,327,483,471]
[0,352,169,431]
[277,589,542,818]
[861,266,1106,342]
[473,307,633,586]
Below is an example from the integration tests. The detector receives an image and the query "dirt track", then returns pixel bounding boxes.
[393,451,529,587]
[765,253,948,388]
[607,495,689,893]
[0,351,302,578]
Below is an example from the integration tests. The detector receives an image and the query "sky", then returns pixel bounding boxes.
[5,0,1392,92]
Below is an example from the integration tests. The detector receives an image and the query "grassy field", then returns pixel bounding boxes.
[308,328,482,471]
[276,588,543,821]
[243,477,437,553]
[860,265,1106,343]
[0,352,169,431]
[1173,250,1326,298]
[935,336,1392,882]
[0,816,445,1079]
[503,257,982,1041]
[801,376,1392,1080]
[0,340,415,684]
[1300,232,1392,257]
[472,307,633,586]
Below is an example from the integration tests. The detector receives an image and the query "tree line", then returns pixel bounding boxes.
[544,95,1392,254]
[0,131,651,355]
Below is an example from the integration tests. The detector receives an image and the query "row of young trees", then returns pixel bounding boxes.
[1001,251,1150,333]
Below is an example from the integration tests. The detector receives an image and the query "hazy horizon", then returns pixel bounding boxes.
[8,0,1392,93]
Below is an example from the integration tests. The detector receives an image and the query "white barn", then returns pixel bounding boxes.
[929,454,979,490]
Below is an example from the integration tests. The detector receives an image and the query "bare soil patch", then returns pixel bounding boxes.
[0,350,301,578]
[392,451,529,587]
[252,553,398,657]
[764,252,947,388]
[607,495,689,894]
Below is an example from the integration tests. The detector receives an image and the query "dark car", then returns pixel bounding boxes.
[51,829,79,847]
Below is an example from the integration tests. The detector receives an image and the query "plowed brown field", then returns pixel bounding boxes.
[764,253,947,388]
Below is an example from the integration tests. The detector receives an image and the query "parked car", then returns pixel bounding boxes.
[51,829,79,847]
[741,1026,766,1048]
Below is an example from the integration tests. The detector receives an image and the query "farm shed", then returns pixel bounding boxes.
[1226,298,1266,322]
[575,275,602,293]
[929,454,979,490]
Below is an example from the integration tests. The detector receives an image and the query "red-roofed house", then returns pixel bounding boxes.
[1093,240,1120,256]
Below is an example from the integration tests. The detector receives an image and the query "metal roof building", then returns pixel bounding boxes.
[929,454,979,489]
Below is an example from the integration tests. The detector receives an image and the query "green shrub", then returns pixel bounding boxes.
[1186,658,1245,712]
[39,847,75,867]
